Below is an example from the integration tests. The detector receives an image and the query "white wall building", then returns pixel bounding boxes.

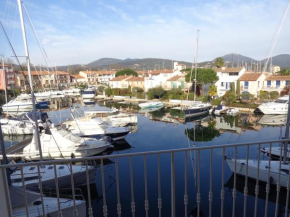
[271,65,281,74]
[214,67,246,97]
[144,69,183,91]
[95,71,115,84]
[239,72,266,96]
[262,75,290,93]
[173,62,187,71]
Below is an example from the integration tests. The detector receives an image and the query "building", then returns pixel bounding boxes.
[173,62,187,71]
[109,76,131,88]
[262,75,290,93]
[163,75,190,91]
[79,71,98,84]
[0,65,23,90]
[144,69,182,91]
[126,76,145,90]
[239,72,266,96]
[271,65,281,74]
[70,74,86,84]
[95,71,115,84]
[214,67,246,97]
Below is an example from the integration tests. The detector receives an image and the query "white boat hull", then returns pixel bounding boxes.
[226,158,290,187]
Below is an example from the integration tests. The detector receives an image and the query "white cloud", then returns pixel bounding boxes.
[2,0,290,65]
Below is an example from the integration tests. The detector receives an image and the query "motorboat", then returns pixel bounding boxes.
[211,105,228,116]
[84,108,137,126]
[226,108,239,116]
[182,102,212,117]
[2,94,49,112]
[64,117,130,141]
[63,88,80,96]
[258,114,287,126]
[10,162,96,190]
[226,157,290,188]
[257,96,289,115]
[82,87,96,99]
[21,127,110,160]
[2,94,33,112]
[0,112,49,135]
[138,101,163,109]
[11,186,86,217]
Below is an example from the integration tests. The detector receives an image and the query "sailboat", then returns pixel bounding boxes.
[5,0,98,190]
[182,30,211,117]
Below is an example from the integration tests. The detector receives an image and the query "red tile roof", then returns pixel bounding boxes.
[149,70,173,75]
[110,76,131,81]
[239,73,262,81]
[167,75,185,82]
[266,75,290,81]
[126,77,144,82]
[71,74,85,79]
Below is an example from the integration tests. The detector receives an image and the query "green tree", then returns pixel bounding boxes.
[97,86,105,93]
[185,120,220,142]
[236,80,241,99]
[208,85,217,97]
[115,69,138,77]
[231,82,235,95]
[105,87,112,96]
[270,91,279,99]
[214,57,225,68]
[185,68,219,84]
[259,91,269,100]
[277,69,290,75]
[147,86,167,99]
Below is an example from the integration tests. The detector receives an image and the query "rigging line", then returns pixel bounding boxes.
[263,2,290,73]
[184,122,197,189]
[0,0,10,53]
[21,2,51,74]
[0,20,31,91]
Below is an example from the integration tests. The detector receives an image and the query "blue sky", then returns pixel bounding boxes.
[0,0,290,66]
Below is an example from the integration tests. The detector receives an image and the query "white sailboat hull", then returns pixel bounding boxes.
[226,158,290,187]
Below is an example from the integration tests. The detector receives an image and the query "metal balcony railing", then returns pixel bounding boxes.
[1,139,290,217]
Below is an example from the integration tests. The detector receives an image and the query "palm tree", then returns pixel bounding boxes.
[214,57,224,68]
[208,85,217,97]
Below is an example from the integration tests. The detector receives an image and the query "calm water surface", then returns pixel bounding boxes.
[3,102,288,217]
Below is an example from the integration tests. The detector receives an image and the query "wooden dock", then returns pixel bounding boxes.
[0,137,32,156]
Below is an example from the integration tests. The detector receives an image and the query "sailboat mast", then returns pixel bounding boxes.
[17,0,43,161]
[2,56,8,107]
[194,30,200,102]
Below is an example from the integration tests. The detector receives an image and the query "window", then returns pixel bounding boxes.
[221,82,224,87]
[48,166,53,169]
[286,80,290,86]
[58,166,64,169]
[29,167,36,171]
[258,81,260,88]
[267,80,271,87]
[276,80,280,87]
[244,81,249,90]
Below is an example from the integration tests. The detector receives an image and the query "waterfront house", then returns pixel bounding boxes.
[163,75,190,91]
[109,76,131,88]
[70,74,86,85]
[0,65,23,90]
[95,71,116,84]
[79,71,98,84]
[173,62,187,71]
[239,72,266,96]
[262,75,290,93]
[214,67,246,97]
[126,76,145,90]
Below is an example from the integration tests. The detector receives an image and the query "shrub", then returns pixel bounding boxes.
[146,86,167,99]
[270,91,279,100]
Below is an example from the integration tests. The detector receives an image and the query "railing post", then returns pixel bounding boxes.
[0,167,12,217]
[171,152,176,217]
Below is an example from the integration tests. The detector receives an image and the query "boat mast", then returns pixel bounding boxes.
[194,30,200,102]
[2,56,8,106]
[283,92,290,163]
[17,0,43,161]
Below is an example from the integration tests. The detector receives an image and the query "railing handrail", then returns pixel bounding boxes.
[0,138,289,169]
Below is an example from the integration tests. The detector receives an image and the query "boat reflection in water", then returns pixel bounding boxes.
[225,174,290,212]
[258,114,287,126]
[83,98,96,106]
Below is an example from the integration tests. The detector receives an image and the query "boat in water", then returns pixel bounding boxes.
[82,87,97,99]
[138,101,163,109]
[256,96,289,115]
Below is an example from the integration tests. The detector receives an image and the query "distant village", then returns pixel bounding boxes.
[0,60,287,99]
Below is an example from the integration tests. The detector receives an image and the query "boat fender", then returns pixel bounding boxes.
[71,153,75,159]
